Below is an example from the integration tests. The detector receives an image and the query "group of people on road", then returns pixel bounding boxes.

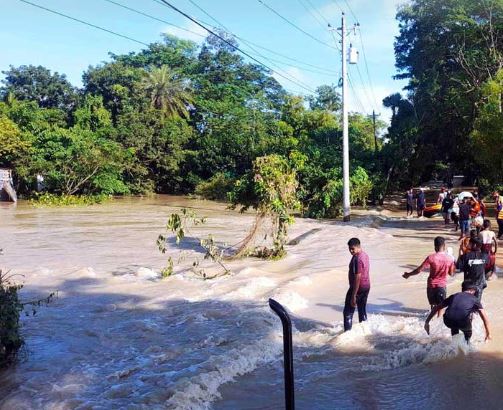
[403,235,491,342]
[343,188,498,343]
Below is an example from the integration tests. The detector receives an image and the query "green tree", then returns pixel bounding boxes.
[308,84,341,112]
[0,116,32,168]
[35,127,130,195]
[73,94,112,131]
[473,69,503,182]
[1,65,77,110]
[140,65,193,118]
[392,0,503,183]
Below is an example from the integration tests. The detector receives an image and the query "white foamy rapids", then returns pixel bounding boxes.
[271,290,308,312]
[165,331,281,410]
[295,314,485,371]
[291,276,313,286]
[222,277,277,300]
[134,267,160,280]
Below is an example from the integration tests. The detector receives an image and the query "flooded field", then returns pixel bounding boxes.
[1,196,503,409]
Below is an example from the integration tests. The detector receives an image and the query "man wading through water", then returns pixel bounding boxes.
[424,284,491,343]
[343,238,371,331]
[403,236,455,312]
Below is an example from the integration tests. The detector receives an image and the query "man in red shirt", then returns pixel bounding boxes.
[403,236,455,311]
[344,237,371,331]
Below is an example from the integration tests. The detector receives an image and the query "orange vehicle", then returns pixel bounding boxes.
[423,203,442,218]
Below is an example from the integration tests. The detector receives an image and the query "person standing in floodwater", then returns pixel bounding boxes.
[405,188,415,217]
[458,237,489,302]
[343,238,370,331]
[416,188,426,217]
[403,236,455,311]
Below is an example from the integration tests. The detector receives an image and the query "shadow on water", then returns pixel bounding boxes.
[2,277,503,410]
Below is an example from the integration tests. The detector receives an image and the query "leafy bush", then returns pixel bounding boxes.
[194,172,235,201]
[0,268,55,368]
[157,208,230,279]
[350,166,373,206]
[305,166,373,218]
[230,154,299,258]
[0,270,23,367]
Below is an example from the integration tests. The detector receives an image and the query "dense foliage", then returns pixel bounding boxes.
[383,0,503,190]
[0,32,381,215]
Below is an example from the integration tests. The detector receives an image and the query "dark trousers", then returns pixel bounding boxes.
[343,287,370,331]
[444,316,472,342]
[497,219,503,238]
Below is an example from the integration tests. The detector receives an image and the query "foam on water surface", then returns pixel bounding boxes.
[2,198,503,410]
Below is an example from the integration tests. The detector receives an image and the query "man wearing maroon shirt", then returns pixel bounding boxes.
[403,236,455,311]
[343,238,371,331]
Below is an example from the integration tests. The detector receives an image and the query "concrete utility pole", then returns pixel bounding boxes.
[340,13,350,222]
[372,109,377,154]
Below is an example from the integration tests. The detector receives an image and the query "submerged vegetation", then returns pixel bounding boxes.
[29,193,110,207]
[0,263,55,367]
[157,208,231,279]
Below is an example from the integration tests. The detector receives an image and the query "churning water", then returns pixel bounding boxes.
[1,196,503,409]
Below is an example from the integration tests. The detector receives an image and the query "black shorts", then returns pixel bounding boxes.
[444,316,472,333]
[427,287,446,306]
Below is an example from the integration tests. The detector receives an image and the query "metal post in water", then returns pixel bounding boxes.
[268,298,295,410]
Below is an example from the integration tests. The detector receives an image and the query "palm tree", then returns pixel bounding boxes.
[382,92,403,123]
[141,66,193,118]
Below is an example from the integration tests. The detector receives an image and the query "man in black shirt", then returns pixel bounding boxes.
[441,192,454,225]
[458,238,489,302]
[424,284,491,343]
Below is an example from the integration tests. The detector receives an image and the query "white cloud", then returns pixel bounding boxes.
[162,21,207,43]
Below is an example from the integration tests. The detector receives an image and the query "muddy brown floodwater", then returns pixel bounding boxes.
[1,195,503,409]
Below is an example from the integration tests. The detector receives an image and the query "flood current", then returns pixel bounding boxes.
[1,196,503,409]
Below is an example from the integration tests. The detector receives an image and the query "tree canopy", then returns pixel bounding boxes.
[383,0,503,188]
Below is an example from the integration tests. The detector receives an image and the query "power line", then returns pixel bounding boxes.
[103,0,336,75]
[18,0,150,46]
[231,36,338,73]
[155,0,316,93]
[358,30,380,110]
[330,2,380,112]
[347,71,366,113]
[330,0,344,14]
[149,0,338,74]
[304,0,332,26]
[341,0,359,22]
[354,63,376,112]
[102,0,206,39]
[257,0,339,51]
[296,0,327,31]
[184,0,322,91]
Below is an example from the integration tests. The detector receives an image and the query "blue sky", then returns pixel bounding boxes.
[1,0,409,121]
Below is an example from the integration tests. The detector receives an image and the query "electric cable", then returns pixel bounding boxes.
[18,0,150,46]
[155,0,316,93]
[257,0,339,51]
